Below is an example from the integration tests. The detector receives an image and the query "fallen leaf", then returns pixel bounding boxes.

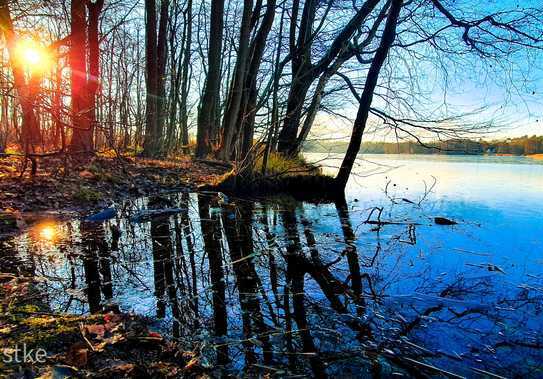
[79,170,95,179]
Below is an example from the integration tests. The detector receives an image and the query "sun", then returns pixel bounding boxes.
[14,38,52,73]
[23,48,41,66]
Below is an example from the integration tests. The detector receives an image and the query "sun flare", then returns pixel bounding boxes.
[14,38,52,73]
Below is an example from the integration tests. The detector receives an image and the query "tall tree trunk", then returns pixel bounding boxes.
[292,2,390,155]
[0,0,41,154]
[262,6,286,174]
[179,0,192,151]
[239,0,277,161]
[165,2,183,154]
[156,0,169,155]
[142,0,159,157]
[69,0,92,153]
[216,0,253,161]
[336,0,403,189]
[86,0,104,150]
[196,0,224,158]
[276,0,318,155]
[277,0,382,155]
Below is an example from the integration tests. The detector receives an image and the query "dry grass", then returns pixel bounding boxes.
[254,152,321,176]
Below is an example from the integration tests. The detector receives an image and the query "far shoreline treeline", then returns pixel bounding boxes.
[304,135,543,156]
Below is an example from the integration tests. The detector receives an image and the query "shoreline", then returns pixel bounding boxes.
[0,154,229,238]
[304,151,543,158]
[1,153,333,238]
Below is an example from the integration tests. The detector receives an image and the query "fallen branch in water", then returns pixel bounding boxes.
[365,220,421,226]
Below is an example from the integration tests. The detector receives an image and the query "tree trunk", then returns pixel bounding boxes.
[165,2,183,154]
[69,0,92,153]
[156,0,169,155]
[196,0,224,158]
[216,0,253,161]
[86,0,104,150]
[0,0,41,154]
[262,6,286,174]
[179,0,192,151]
[277,0,382,156]
[276,77,312,155]
[291,1,390,155]
[239,0,277,161]
[142,0,159,157]
[336,0,403,190]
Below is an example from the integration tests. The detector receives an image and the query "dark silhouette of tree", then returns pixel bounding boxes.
[143,0,169,157]
[336,0,403,190]
[196,0,224,158]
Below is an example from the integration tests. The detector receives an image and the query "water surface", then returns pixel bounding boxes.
[2,154,543,377]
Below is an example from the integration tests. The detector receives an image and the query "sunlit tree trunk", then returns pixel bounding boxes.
[0,0,41,154]
[69,0,93,153]
[86,0,104,150]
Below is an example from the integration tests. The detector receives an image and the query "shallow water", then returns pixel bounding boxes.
[2,154,543,377]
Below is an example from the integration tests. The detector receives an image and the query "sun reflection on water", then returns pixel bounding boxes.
[31,221,63,247]
[39,225,56,241]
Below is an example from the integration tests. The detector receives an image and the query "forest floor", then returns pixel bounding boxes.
[0,153,230,236]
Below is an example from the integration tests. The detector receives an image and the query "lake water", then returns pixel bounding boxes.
[2,154,543,377]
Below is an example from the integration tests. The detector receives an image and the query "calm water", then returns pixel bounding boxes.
[2,154,543,377]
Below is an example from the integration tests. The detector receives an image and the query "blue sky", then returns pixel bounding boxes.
[312,0,543,141]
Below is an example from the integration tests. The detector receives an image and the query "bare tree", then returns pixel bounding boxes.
[196,0,225,158]
[143,0,169,158]
[336,0,402,190]
[69,0,92,153]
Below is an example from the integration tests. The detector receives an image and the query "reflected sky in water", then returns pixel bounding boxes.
[3,154,543,377]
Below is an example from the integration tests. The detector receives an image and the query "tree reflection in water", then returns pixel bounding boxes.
[8,192,543,377]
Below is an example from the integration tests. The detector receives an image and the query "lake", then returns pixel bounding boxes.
[3,154,543,377]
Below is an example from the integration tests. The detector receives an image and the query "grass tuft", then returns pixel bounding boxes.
[254,152,321,176]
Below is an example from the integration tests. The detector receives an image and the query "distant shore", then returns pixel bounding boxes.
[305,151,543,158]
